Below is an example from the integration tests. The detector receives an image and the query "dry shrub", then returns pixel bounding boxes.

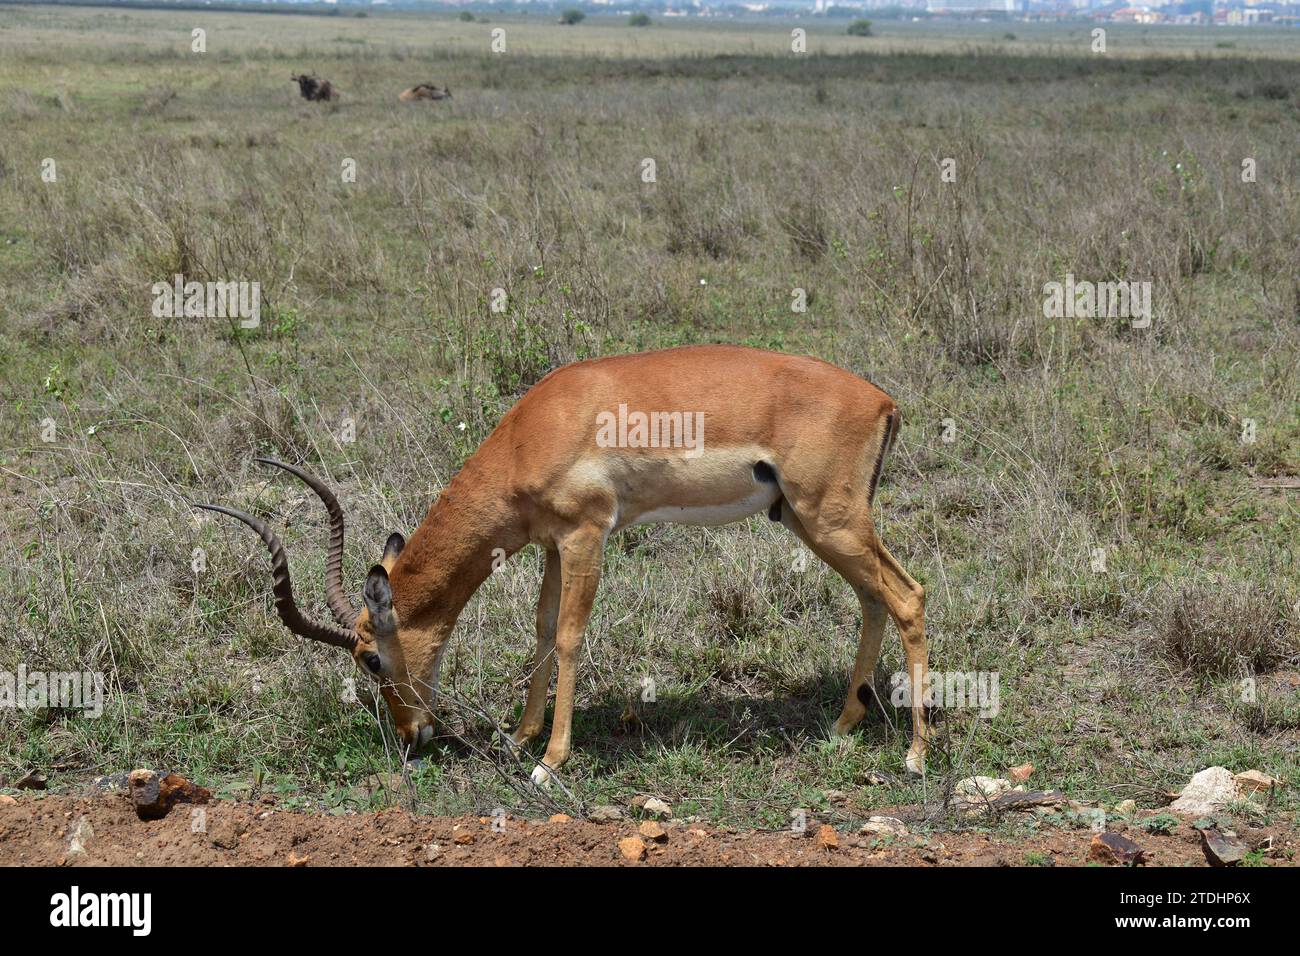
[1158,583,1298,680]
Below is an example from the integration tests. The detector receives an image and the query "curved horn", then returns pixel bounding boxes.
[254,457,358,629]
[194,503,357,652]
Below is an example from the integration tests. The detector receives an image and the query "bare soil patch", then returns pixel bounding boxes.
[2,794,1294,867]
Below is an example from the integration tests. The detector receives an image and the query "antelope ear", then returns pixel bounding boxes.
[381,533,405,573]
[364,565,394,630]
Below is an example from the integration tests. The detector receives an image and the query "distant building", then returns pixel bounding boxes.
[1110,6,1164,21]
[926,0,1026,13]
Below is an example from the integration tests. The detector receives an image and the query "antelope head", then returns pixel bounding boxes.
[195,458,440,752]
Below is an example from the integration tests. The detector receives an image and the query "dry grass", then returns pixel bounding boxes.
[0,5,1298,826]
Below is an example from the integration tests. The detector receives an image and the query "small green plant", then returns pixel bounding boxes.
[629,12,651,27]
[846,19,873,37]
[559,9,586,25]
[1139,813,1180,835]
[42,364,70,401]
[1023,850,1053,866]
[458,10,475,22]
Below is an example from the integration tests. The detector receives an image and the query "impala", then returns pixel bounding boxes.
[197,345,929,784]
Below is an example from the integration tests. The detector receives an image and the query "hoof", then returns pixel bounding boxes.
[905,751,926,776]
[530,763,555,788]
[830,717,859,738]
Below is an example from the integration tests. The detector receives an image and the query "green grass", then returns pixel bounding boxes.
[0,5,1297,828]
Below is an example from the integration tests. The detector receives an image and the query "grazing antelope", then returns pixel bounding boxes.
[399,84,452,102]
[197,345,929,784]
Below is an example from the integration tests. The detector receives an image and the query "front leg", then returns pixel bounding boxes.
[511,546,560,747]
[531,526,604,787]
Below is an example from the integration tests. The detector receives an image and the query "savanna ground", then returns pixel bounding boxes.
[1,5,1298,865]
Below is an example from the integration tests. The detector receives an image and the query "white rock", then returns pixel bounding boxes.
[641,797,672,818]
[1170,767,1239,816]
[859,816,908,837]
[952,776,1014,802]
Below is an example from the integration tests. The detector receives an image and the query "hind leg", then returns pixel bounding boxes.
[877,543,928,774]
[781,508,888,736]
[780,497,928,774]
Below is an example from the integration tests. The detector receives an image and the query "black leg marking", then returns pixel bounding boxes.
[867,412,895,505]
[768,499,781,521]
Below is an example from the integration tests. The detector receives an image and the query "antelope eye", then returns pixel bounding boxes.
[362,652,382,674]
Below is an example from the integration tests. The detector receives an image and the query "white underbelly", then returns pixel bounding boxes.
[627,484,779,528]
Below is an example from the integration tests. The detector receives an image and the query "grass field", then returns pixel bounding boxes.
[1,4,1298,831]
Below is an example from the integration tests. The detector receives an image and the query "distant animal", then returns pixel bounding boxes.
[399,84,452,102]
[291,74,338,103]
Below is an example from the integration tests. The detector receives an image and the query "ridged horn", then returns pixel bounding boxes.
[193,502,357,653]
[253,457,358,629]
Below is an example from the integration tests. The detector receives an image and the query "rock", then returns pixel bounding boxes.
[989,790,1068,811]
[953,776,1014,804]
[618,837,647,861]
[638,820,667,842]
[128,770,211,821]
[548,813,572,823]
[452,828,474,846]
[587,805,624,823]
[1169,767,1239,816]
[1008,763,1034,783]
[861,771,890,786]
[14,770,47,791]
[1200,829,1248,867]
[640,797,671,818]
[68,816,94,855]
[0,795,16,806]
[1114,799,1137,816]
[816,824,839,850]
[1088,832,1146,866]
[209,821,244,850]
[823,789,848,804]
[286,851,310,867]
[860,816,908,837]
[90,773,130,793]
[1233,770,1278,796]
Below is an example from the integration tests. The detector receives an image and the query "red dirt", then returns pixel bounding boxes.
[2,793,1295,866]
